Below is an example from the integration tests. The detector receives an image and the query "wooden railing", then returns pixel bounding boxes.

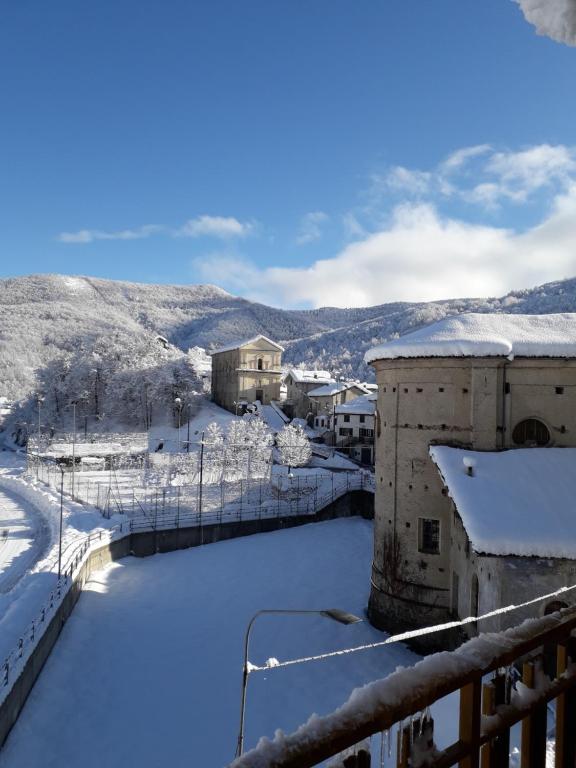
[229,606,576,768]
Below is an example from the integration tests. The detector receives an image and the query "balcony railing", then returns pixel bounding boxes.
[229,604,576,768]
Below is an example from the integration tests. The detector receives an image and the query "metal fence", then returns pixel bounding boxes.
[3,455,374,708]
[29,456,374,529]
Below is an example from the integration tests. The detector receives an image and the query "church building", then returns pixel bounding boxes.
[365,313,576,645]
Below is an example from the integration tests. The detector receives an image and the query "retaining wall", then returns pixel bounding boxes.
[0,490,373,748]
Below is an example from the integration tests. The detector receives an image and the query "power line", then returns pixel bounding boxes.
[248,582,576,673]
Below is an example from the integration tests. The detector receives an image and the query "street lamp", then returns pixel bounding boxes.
[235,607,362,757]
[56,460,66,579]
[36,393,44,443]
[174,397,182,451]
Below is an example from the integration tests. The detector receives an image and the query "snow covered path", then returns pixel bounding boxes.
[0,485,46,593]
[0,519,421,768]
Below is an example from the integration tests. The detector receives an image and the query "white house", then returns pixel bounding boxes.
[307,382,369,423]
[283,368,336,419]
[332,394,376,465]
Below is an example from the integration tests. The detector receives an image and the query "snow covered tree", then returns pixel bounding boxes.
[276,424,311,471]
[203,422,225,482]
[244,417,274,479]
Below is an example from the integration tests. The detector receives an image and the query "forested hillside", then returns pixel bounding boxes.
[2,273,576,408]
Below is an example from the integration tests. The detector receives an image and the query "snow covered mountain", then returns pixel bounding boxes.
[2,272,576,401]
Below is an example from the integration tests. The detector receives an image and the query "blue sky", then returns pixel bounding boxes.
[1,0,576,307]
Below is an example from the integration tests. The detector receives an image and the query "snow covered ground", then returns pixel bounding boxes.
[148,397,237,452]
[0,485,47,593]
[0,519,423,768]
[0,452,124,675]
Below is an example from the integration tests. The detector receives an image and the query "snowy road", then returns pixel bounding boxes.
[0,518,447,768]
[0,485,45,593]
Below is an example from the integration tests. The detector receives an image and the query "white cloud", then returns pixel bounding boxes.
[383,167,431,195]
[59,215,256,244]
[296,211,329,245]
[198,187,576,308]
[515,0,576,46]
[441,144,492,171]
[176,215,255,239]
[58,225,162,243]
[368,143,576,212]
[484,144,576,201]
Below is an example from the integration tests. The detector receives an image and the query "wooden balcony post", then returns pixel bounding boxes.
[481,674,510,768]
[520,661,547,768]
[555,638,576,768]
[459,678,482,768]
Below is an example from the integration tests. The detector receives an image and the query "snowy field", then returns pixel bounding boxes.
[0,518,425,768]
[0,486,46,593]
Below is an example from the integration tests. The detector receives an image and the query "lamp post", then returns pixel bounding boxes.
[174,397,182,451]
[57,461,65,579]
[235,607,362,758]
[36,393,44,443]
[70,400,78,499]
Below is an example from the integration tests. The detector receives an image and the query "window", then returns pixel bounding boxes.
[470,575,479,618]
[257,358,264,371]
[339,428,353,436]
[359,428,374,438]
[343,415,350,423]
[418,519,440,555]
[359,415,365,423]
[512,418,550,447]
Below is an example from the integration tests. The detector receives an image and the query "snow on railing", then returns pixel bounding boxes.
[228,605,576,768]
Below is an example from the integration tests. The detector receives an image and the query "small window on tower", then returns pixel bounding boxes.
[418,519,440,555]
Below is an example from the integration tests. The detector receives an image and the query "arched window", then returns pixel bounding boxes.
[257,358,264,370]
[512,418,550,447]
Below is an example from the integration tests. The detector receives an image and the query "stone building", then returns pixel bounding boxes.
[365,313,576,642]
[210,335,283,414]
[283,369,335,419]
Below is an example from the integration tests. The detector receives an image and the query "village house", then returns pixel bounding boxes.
[307,381,369,423]
[333,394,376,465]
[282,368,336,419]
[210,335,283,414]
[365,313,576,644]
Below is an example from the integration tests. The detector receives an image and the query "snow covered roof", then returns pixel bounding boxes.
[286,368,335,385]
[430,445,576,559]
[334,395,375,415]
[365,313,576,363]
[210,334,284,355]
[307,382,369,398]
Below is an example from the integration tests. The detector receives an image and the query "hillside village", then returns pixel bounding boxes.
[2,0,576,763]
[3,298,576,766]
